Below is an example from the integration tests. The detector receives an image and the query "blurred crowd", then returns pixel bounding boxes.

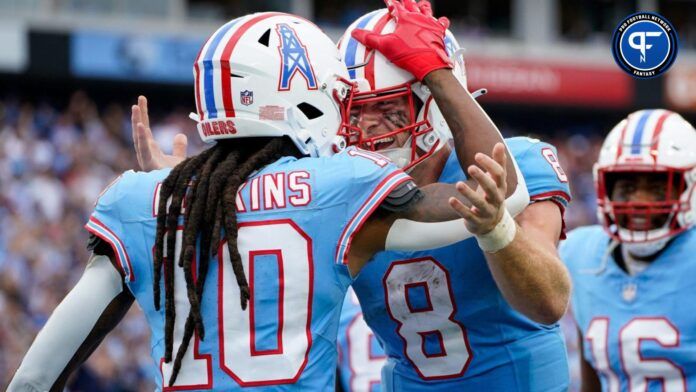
[0,91,603,390]
[0,91,198,390]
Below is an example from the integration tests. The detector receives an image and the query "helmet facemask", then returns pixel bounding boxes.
[339,81,440,170]
[597,167,692,255]
[337,8,468,170]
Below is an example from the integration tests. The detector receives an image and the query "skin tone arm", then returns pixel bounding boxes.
[578,327,602,392]
[423,69,518,196]
[483,201,571,324]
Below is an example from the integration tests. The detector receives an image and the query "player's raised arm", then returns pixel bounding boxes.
[351,0,518,195]
[8,252,133,391]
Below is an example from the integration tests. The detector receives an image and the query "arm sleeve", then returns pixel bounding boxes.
[7,255,125,392]
[514,139,572,238]
[516,141,571,208]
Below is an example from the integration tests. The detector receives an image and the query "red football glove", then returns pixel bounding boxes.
[352,0,452,81]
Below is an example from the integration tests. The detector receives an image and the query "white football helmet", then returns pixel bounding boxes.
[337,9,468,170]
[191,12,355,157]
[594,109,696,256]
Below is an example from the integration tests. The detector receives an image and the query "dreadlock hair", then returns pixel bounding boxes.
[153,136,302,386]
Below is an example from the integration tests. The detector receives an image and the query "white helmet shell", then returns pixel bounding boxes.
[192,12,352,157]
[594,109,696,255]
[337,9,468,169]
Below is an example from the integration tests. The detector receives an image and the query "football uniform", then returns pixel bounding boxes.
[350,137,572,391]
[85,147,412,391]
[562,226,696,392]
[337,288,387,392]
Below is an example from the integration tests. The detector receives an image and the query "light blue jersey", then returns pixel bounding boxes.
[85,147,411,391]
[337,288,387,392]
[350,137,572,391]
[562,226,696,392]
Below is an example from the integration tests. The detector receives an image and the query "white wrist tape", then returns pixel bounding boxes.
[476,208,517,253]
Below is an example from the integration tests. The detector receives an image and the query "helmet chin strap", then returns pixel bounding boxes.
[380,131,436,170]
[616,226,671,257]
[622,237,670,258]
[378,146,412,169]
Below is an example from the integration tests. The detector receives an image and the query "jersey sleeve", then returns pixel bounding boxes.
[84,170,164,283]
[511,138,572,237]
[334,148,414,265]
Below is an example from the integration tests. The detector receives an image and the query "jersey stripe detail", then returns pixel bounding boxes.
[530,191,571,240]
[530,190,572,207]
[85,216,134,282]
[335,171,412,265]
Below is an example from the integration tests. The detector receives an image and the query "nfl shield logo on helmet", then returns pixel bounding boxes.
[240,90,254,106]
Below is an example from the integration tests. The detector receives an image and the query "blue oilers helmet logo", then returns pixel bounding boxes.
[276,23,318,91]
[611,12,678,79]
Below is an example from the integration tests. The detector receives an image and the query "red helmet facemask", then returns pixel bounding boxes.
[337,81,440,170]
[596,167,691,243]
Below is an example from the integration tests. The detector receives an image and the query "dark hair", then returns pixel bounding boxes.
[153,137,300,386]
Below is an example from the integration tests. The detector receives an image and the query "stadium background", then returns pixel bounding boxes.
[0,0,694,390]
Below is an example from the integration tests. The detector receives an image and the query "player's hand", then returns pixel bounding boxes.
[448,143,509,235]
[131,95,188,171]
[351,0,452,81]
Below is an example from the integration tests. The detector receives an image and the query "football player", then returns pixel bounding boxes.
[334,4,573,391]
[9,7,529,391]
[561,109,696,391]
[129,3,570,391]
[134,3,574,391]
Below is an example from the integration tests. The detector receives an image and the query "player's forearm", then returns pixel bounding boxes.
[423,70,517,196]
[484,227,571,325]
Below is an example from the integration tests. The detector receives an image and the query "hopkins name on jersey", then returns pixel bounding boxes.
[350,137,572,392]
[562,226,696,392]
[85,147,412,391]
